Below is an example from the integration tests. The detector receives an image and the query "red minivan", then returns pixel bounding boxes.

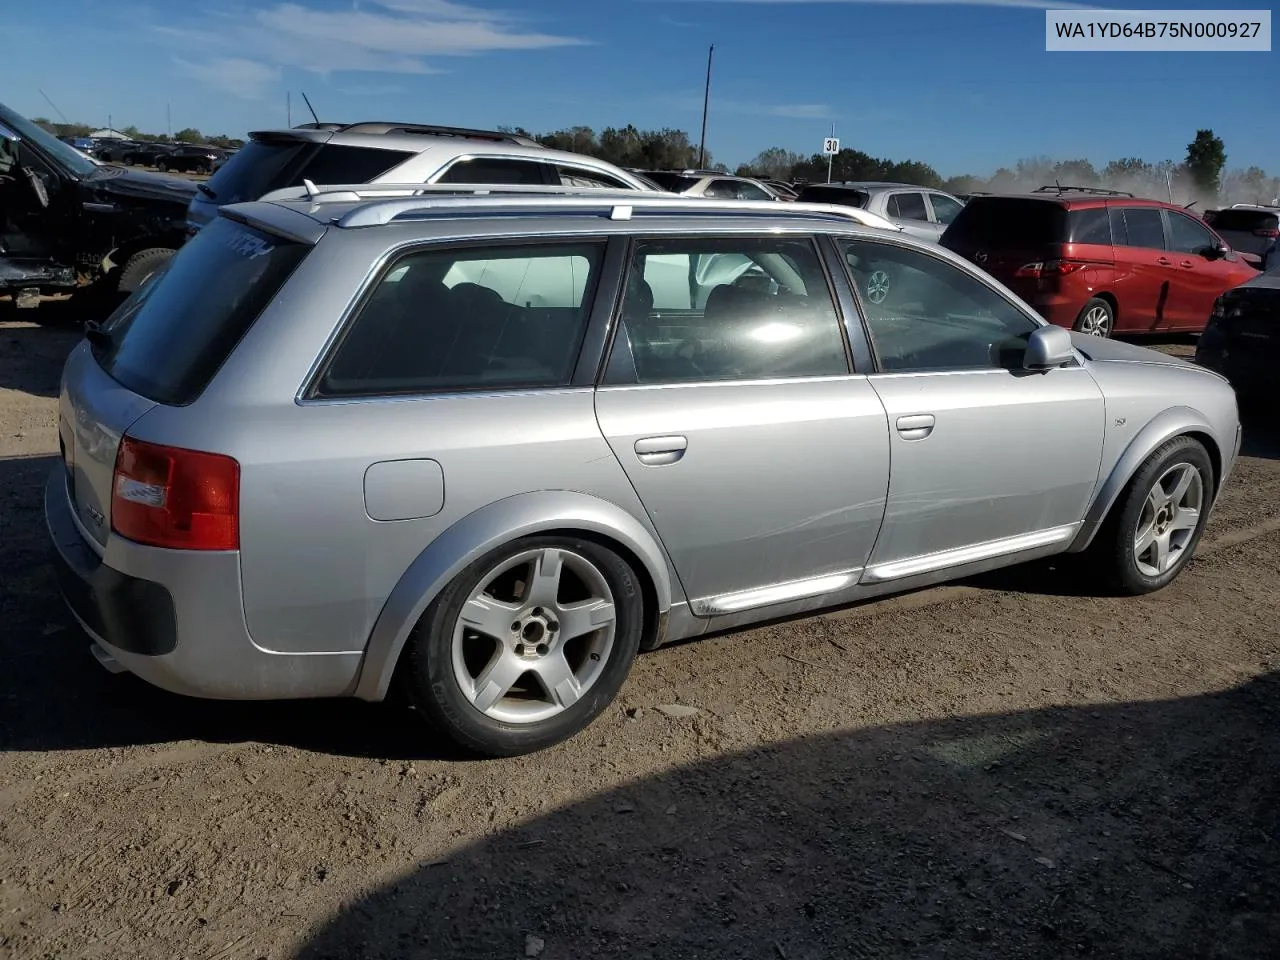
[940,191,1258,337]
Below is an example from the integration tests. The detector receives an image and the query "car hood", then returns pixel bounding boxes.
[91,167,198,206]
[1069,333,1190,367]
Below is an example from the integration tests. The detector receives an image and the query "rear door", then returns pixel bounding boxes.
[886,191,941,240]
[1109,206,1173,331]
[594,234,890,613]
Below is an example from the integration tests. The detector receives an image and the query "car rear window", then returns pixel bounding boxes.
[93,218,309,405]
[1205,209,1280,231]
[941,198,1068,248]
[204,140,412,204]
[795,186,870,208]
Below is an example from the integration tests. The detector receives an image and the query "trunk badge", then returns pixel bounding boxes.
[85,506,105,527]
[974,251,988,264]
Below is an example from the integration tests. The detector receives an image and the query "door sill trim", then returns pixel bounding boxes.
[691,568,863,617]
[862,523,1081,584]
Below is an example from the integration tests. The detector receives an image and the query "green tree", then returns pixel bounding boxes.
[174,127,204,144]
[121,124,142,139]
[1185,129,1227,199]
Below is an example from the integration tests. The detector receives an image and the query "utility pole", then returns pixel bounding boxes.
[166,102,172,140]
[287,91,292,127]
[827,122,836,184]
[697,44,714,170]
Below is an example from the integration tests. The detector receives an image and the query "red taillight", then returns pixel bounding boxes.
[1014,259,1088,279]
[1254,228,1279,238]
[111,437,240,551]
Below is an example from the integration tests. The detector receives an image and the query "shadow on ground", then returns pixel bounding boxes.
[0,315,81,399]
[294,675,1280,959]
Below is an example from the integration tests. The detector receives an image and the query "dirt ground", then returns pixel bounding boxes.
[1,315,1277,960]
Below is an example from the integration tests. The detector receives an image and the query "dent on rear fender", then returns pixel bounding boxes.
[351,490,676,702]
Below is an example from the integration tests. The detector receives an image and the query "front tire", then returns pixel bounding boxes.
[402,536,643,757]
[1093,436,1213,595]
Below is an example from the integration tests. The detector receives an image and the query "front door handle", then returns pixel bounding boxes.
[634,435,688,465]
[1179,260,1194,269]
[896,414,935,441]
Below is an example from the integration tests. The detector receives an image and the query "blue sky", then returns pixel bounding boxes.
[3,0,1275,176]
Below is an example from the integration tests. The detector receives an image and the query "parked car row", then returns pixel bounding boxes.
[56,135,235,173]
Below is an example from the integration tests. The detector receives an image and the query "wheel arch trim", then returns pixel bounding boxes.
[352,490,674,702]
[1068,405,1223,553]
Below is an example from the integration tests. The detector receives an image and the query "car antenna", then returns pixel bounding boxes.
[300,90,320,125]
[302,178,320,199]
[1184,200,1198,210]
[1055,179,1063,195]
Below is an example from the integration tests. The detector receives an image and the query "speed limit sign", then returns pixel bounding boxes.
[823,137,840,155]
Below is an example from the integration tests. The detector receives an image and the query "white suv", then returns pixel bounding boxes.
[186,121,658,233]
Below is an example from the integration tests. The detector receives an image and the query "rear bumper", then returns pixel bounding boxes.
[45,467,361,700]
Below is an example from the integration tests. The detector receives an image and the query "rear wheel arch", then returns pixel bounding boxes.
[353,492,675,702]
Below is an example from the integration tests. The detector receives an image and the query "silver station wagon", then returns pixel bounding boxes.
[47,185,1241,756]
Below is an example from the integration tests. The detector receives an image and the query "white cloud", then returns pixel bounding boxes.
[174,57,282,99]
[155,0,588,94]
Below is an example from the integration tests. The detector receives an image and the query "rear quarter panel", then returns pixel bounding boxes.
[130,224,671,655]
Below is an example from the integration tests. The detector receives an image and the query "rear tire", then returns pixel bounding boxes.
[402,535,643,757]
[156,161,169,173]
[1074,297,1114,337]
[1090,436,1213,595]
[116,247,174,294]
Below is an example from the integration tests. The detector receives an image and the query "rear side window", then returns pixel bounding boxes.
[642,172,702,192]
[795,186,869,208]
[1120,207,1166,249]
[436,157,549,184]
[1067,207,1112,244]
[95,219,309,405]
[556,166,630,188]
[941,198,1067,248]
[888,192,928,220]
[317,242,605,397]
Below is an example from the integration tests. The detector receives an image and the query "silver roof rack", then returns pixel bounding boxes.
[255,181,904,231]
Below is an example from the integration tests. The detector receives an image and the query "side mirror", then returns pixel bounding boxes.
[1201,242,1229,260]
[1024,324,1074,371]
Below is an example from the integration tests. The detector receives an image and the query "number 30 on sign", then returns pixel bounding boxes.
[823,137,840,155]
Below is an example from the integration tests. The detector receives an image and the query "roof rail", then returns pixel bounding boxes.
[1033,184,1135,198]
[253,182,902,231]
[336,122,542,147]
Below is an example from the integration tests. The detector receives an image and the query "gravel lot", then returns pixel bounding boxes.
[1,314,1277,959]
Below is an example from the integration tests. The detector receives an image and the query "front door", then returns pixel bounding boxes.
[837,237,1106,579]
[1163,209,1243,331]
[594,234,891,612]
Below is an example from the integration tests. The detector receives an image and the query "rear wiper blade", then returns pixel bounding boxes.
[84,319,113,348]
[196,182,216,199]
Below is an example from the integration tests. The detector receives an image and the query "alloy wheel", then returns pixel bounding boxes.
[866,269,892,304]
[1133,462,1203,577]
[1079,304,1112,337]
[450,547,617,724]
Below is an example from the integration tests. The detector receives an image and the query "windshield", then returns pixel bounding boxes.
[0,101,99,177]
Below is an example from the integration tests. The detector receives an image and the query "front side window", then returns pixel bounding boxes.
[436,157,549,185]
[702,179,739,198]
[1167,212,1216,254]
[318,242,604,397]
[605,237,848,385]
[556,166,630,188]
[928,193,964,225]
[734,181,775,201]
[841,239,1039,373]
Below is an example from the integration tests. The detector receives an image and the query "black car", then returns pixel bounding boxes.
[157,145,228,175]
[1195,268,1280,403]
[0,101,195,308]
[1202,206,1280,269]
[92,139,142,164]
[121,141,176,167]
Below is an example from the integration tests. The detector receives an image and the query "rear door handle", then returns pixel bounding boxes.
[896,414,935,441]
[1156,257,1173,266]
[634,435,688,465]
[1179,260,1194,269]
